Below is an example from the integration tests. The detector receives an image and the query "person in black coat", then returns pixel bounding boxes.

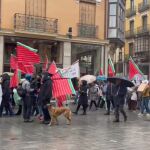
[38,72,52,124]
[74,80,88,115]
[113,79,127,122]
[0,73,14,117]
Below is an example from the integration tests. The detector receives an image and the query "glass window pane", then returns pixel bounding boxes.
[108,29,117,38]
[109,4,117,15]
[109,16,116,27]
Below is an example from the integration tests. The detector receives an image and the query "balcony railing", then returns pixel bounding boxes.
[138,0,150,13]
[137,25,150,35]
[126,7,136,18]
[125,30,136,38]
[77,23,98,38]
[14,13,58,34]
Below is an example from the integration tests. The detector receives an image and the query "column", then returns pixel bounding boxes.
[0,36,4,74]
[94,46,101,74]
[63,42,71,68]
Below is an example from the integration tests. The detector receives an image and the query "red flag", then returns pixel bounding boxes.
[43,54,48,72]
[10,70,19,88]
[108,56,115,77]
[10,54,18,70]
[48,61,57,75]
[129,57,144,80]
[18,62,34,74]
[52,73,73,96]
[99,68,103,76]
[17,43,40,64]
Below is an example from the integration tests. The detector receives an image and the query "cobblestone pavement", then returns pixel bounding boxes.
[0,106,150,150]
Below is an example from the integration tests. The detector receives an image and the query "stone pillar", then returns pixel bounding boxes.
[63,42,71,68]
[0,36,4,74]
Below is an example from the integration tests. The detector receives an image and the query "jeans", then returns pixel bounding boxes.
[89,100,97,110]
[141,97,150,114]
[106,96,114,113]
[42,106,51,122]
[115,105,127,121]
[23,95,32,120]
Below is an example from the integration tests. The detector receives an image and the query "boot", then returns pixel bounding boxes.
[104,111,110,115]
[113,119,119,122]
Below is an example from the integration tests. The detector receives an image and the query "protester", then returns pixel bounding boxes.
[30,75,39,116]
[104,81,115,115]
[89,82,98,110]
[22,74,33,122]
[74,80,88,115]
[38,72,52,124]
[13,86,22,115]
[97,82,105,108]
[0,73,14,117]
[128,87,138,111]
[113,79,127,122]
[139,81,150,117]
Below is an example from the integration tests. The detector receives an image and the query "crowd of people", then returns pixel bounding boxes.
[0,71,150,124]
[0,72,52,124]
[74,79,150,122]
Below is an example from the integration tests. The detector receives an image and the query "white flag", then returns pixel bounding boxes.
[60,60,80,78]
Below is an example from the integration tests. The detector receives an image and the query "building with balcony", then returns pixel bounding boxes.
[0,0,109,75]
[125,0,150,79]
[105,0,126,75]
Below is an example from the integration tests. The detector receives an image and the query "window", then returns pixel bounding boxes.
[109,4,117,27]
[130,0,134,10]
[79,2,96,25]
[129,43,134,56]
[130,20,134,32]
[143,0,147,5]
[142,15,147,30]
[25,0,46,17]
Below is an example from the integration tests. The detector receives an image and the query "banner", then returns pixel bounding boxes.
[60,61,80,78]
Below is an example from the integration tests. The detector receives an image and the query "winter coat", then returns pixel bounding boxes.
[142,85,150,98]
[0,84,2,106]
[114,84,127,106]
[38,72,52,106]
[106,83,115,100]
[89,85,98,101]
[78,84,88,106]
[1,74,11,103]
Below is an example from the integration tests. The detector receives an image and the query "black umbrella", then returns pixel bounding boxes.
[107,77,134,87]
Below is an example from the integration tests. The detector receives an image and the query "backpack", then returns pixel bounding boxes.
[17,86,26,97]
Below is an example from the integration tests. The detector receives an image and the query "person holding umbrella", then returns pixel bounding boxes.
[107,77,134,122]
[113,79,127,122]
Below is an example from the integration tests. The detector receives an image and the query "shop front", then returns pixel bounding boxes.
[3,36,63,73]
[71,43,107,75]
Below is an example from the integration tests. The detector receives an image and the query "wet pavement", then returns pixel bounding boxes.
[0,106,150,150]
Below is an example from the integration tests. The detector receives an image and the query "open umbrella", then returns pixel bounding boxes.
[80,75,96,84]
[96,75,107,81]
[107,77,134,87]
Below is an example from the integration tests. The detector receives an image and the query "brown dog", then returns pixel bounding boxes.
[47,104,72,126]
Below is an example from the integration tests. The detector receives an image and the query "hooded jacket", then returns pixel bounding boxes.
[38,72,52,106]
[2,74,11,101]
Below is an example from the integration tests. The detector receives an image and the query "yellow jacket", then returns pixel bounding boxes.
[142,85,150,98]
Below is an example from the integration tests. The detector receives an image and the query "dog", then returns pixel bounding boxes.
[47,104,72,126]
